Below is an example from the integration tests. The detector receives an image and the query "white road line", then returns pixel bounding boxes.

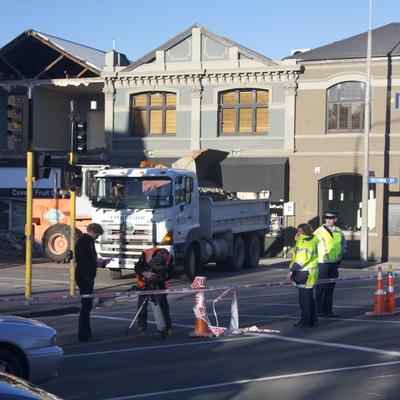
[240,302,364,309]
[101,360,400,400]
[65,314,400,358]
[64,335,262,359]
[0,276,115,288]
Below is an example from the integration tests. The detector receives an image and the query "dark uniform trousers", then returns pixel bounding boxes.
[137,293,171,332]
[298,288,317,325]
[316,262,339,316]
[76,277,94,340]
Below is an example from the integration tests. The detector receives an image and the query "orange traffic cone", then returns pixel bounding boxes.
[365,267,386,316]
[190,277,214,338]
[384,265,398,315]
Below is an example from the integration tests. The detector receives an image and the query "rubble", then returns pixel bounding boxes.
[0,232,23,258]
[199,187,238,201]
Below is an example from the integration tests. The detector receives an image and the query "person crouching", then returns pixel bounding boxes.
[134,247,173,339]
[287,223,319,328]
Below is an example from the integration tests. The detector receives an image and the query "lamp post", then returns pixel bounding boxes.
[360,0,373,265]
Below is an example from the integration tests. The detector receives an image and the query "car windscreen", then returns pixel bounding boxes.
[91,177,172,209]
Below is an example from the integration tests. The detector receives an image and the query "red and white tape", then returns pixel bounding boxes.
[0,273,395,304]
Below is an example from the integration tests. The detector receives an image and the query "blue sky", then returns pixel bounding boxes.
[1,0,399,61]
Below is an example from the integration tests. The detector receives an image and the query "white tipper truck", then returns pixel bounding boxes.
[90,149,270,280]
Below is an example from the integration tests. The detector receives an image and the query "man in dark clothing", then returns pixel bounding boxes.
[75,223,109,342]
[134,247,173,339]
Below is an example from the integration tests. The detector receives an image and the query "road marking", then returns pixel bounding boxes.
[64,335,262,359]
[65,314,400,358]
[240,302,365,309]
[0,276,120,288]
[100,360,400,400]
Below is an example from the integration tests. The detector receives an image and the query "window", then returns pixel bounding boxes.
[219,89,269,135]
[131,92,176,136]
[327,82,365,133]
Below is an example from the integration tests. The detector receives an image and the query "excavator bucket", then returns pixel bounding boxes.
[172,149,229,188]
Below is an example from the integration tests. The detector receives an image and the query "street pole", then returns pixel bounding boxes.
[25,86,34,299]
[69,100,77,296]
[360,0,373,265]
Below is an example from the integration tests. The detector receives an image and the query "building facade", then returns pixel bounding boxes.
[103,24,301,207]
[287,23,400,260]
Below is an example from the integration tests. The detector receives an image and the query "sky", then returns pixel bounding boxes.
[0,0,399,61]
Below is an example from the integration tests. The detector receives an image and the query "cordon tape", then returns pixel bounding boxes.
[0,273,395,304]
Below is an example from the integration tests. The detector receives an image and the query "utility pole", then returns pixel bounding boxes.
[69,100,78,296]
[25,86,34,299]
[360,0,373,265]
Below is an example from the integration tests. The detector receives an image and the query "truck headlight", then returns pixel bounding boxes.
[161,231,173,244]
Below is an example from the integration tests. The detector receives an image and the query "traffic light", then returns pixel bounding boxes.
[74,121,87,154]
[34,154,51,180]
[63,165,83,190]
[6,96,24,142]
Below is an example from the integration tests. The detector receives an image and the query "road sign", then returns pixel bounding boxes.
[368,177,398,184]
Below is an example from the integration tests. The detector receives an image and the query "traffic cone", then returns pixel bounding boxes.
[384,265,398,315]
[190,276,214,338]
[365,267,386,316]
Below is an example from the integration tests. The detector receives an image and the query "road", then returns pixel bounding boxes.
[1,259,400,400]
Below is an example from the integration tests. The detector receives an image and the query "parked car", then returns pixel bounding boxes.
[0,316,63,383]
[0,371,62,399]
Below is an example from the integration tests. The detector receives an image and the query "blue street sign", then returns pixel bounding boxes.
[368,177,398,184]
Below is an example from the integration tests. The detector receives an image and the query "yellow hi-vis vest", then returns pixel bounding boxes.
[314,226,344,263]
[289,234,319,288]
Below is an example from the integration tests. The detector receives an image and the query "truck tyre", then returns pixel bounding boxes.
[0,349,24,378]
[182,243,200,281]
[244,235,261,268]
[43,224,72,263]
[217,235,245,271]
[110,269,122,280]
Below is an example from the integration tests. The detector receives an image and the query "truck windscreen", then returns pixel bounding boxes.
[92,177,172,209]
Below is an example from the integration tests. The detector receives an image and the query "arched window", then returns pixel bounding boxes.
[318,174,375,231]
[131,92,176,136]
[219,89,269,135]
[327,82,365,133]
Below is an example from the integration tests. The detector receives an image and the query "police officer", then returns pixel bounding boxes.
[314,211,347,318]
[75,223,109,342]
[287,223,319,327]
[134,247,173,339]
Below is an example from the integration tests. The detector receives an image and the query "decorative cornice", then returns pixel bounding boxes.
[111,69,301,88]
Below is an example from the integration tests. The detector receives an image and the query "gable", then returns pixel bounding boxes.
[166,37,192,62]
[202,36,228,61]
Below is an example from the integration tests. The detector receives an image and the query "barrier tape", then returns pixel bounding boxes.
[0,272,395,305]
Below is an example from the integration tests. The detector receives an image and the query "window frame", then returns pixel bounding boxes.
[218,89,269,136]
[130,92,177,137]
[326,81,366,134]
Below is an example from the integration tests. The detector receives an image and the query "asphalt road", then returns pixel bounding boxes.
[1,259,400,400]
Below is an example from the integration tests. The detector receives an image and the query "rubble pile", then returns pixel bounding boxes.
[199,187,238,201]
[0,232,24,258]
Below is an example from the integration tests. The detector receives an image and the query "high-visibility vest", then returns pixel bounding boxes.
[136,247,172,289]
[289,234,318,288]
[314,226,344,263]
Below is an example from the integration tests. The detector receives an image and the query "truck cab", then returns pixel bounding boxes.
[91,166,199,273]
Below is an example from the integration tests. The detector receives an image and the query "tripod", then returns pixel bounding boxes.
[125,294,166,335]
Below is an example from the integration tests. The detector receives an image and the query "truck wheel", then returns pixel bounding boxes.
[43,224,71,262]
[0,349,24,378]
[110,269,122,280]
[218,235,245,271]
[244,235,261,268]
[182,243,200,281]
